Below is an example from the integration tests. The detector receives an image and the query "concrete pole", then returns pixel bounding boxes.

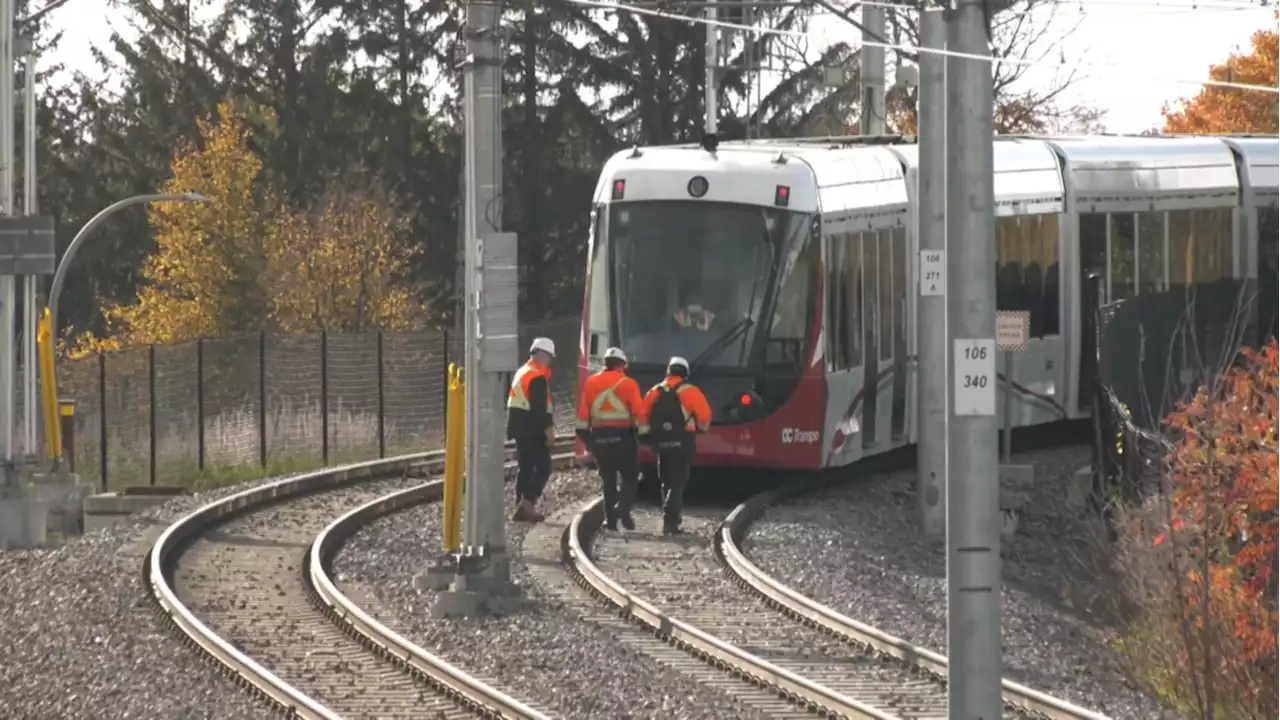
[21,43,34,459]
[858,3,885,136]
[916,7,946,539]
[0,0,14,476]
[704,2,718,137]
[944,0,1002,716]
[459,0,512,586]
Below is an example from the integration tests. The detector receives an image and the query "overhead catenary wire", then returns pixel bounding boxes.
[567,0,1280,94]
[843,0,1280,15]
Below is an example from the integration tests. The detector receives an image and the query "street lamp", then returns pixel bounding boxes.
[48,192,211,343]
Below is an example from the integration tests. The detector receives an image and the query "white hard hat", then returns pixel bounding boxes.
[530,337,556,357]
[668,356,689,372]
[603,346,627,363]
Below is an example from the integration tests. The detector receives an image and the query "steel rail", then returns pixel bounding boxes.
[715,478,1115,720]
[146,435,576,719]
[563,495,898,720]
[308,448,577,720]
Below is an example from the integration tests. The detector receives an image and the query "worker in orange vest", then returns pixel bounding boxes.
[576,346,646,531]
[507,337,556,523]
[639,356,711,535]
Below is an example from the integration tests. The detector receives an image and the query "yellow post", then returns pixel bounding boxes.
[36,308,62,462]
[442,364,467,553]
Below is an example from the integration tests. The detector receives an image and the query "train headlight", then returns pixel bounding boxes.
[687,175,709,198]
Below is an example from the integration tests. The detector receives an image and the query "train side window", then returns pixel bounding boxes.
[587,206,610,354]
[1168,209,1194,287]
[878,229,894,362]
[846,232,863,369]
[862,230,879,363]
[1079,212,1107,281]
[1137,211,1167,295]
[892,227,907,358]
[768,230,817,368]
[995,216,1019,312]
[825,233,850,371]
[1037,214,1061,336]
[1108,212,1136,302]
[1193,208,1232,282]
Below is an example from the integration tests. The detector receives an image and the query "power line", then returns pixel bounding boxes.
[568,0,1280,94]
[845,0,1278,14]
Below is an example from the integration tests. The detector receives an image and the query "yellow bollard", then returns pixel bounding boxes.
[442,364,467,553]
[36,308,62,463]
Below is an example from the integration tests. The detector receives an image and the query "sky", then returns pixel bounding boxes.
[40,0,1276,135]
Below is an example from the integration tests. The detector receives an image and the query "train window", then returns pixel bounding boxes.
[892,227,907,360]
[1168,209,1194,286]
[1108,213,1136,302]
[587,207,611,354]
[1080,213,1107,280]
[1137,211,1167,295]
[846,232,863,369]
[862,230,879,364]
[1194,208,1233,282]
[826,234,849,371]
[995,216,1020,312]
[878,229,894,362]
[1040,214,1061,336]
[766,229,817,368]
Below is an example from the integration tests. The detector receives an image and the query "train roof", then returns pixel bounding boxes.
[887,139,1064,215]
[1220,137,1279,204]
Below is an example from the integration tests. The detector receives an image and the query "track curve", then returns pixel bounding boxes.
[146,439,574,719]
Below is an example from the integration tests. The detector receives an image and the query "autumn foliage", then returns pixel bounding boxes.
[1114,339,1279,720]
[72,102,422,356]
[1163,27,1279,134]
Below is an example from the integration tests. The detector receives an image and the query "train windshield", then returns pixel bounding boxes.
[607,200,813,370]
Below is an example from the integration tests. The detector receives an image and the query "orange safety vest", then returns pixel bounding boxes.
[641,376,712,435]
[508,359,552,413]
[576,369,644,431]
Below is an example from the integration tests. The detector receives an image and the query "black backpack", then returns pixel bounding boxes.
[647,382,688,446]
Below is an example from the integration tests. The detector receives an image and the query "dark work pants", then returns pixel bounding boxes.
[515,437,551,504]
[594,435,639,523]
[656,442,692,531]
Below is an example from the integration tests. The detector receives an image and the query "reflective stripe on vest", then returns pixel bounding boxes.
[508,362,551,412]
[589,377,632,427]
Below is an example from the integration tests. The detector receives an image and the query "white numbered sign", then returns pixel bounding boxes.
[954,338,996,416]
[919,250,945,297]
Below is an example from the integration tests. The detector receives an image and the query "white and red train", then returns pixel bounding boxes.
[575,134,1279,471]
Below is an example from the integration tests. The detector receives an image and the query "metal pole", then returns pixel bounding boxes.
[704,1,718,137]
[196,337,204,471]
[376,330,385,459]
[20,41,34,460]
[319,330,328,466]
[459,0,513,585]
[257,331,267,468]
[148,343,156,486]
[858,3,885,136]
[945,0,1002,717]
[0,0,15,477]
[916,7,946,539]
[97,350,106,491]
[1002,351,1013,464]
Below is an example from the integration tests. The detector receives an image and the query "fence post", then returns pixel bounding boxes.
[98,350,107,491]
[149,343,157,486]
[320,330,329,466]
[196,338,205,472]
[258,332,267,469]
[376,330,385,459]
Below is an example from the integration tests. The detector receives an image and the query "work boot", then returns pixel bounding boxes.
[511,498,539,523]
[619,513,635,531]
[662,523,684,536]
[603,516,618,532]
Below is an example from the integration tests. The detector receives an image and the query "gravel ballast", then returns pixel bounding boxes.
[333,467,773,720]
[0,474,329,720]
[742,445,1178,720]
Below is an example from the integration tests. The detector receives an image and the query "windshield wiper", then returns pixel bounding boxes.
[689,317,755,378]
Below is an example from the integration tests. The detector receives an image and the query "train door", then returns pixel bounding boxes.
[861,230,879,448]
[1076,212,1107,412]
[890,227,908,440]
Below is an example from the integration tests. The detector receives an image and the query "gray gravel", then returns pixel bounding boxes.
[333,467,774,720]
[0,471,328,720]
[742,445,1179,720]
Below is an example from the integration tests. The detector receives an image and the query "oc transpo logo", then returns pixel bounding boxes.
[780,427,819,445]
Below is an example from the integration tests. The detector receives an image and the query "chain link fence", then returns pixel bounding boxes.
[54,316,582,491]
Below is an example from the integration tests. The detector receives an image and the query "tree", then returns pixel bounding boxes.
[1163,28,1278,134]
[268,173,422,332]
[84,101,273,351]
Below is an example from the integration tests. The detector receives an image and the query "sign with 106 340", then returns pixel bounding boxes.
[954,338,996,416]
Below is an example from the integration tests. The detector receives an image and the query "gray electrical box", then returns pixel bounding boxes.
[0,215,54,275]
[478,232,518,371]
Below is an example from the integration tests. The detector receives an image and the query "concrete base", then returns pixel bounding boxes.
[0,496,49,549]
[433,576,526,618]
[28,473,91,537]
[1067,465,1094,510]
[84,487,188,534]
[413,557,460,592]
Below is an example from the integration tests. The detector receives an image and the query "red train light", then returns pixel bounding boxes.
[774,185,790,207]
[612,179,626,200]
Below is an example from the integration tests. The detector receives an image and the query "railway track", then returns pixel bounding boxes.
[146,438,575,720]
[562,445,1113,720]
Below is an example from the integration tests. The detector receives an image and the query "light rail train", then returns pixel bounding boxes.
[575,134,1280,470]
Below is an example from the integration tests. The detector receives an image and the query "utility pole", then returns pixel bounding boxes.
[435,0,521,617]
[858,3,885,136]
[20,37,34,460]
[944,0,1002,717]
[704,1,718,140]
[916,6,946,539]
[0,0,14,485]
